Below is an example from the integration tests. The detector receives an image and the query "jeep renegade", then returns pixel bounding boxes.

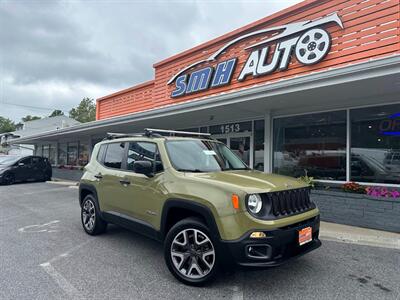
[79,129,321,285]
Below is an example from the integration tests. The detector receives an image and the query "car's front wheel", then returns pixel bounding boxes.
[164,218,218,286]
[81,194,107,235]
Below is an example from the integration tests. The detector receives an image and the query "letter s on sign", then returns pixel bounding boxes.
[171,74,187,98]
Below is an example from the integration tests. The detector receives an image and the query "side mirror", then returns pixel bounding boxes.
[18,162,25,167]
[133,160,153,177]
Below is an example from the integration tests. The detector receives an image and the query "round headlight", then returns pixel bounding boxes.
[247,194,262,214]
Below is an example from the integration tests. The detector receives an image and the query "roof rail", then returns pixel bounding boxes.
[104,132,143,140]
[144,128,212,138]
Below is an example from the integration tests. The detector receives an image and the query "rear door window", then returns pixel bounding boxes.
[104,143,125,169]
[97,145,107,163]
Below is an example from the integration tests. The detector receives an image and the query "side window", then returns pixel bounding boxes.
[32,157,41,166]
[104,143,125,169]
[127,142,163,173]
[19,157,32,166]
[97,145,107,163]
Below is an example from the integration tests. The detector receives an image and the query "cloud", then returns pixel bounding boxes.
[0,0,301,122]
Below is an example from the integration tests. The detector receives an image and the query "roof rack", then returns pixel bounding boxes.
[144,128,212,138]
[104,129,212,140]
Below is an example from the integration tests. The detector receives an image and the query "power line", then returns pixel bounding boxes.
[0,101,60,112]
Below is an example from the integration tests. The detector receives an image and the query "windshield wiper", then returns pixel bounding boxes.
[176,168,204,173]
[222,167,250,171]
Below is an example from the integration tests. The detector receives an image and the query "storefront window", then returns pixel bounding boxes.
[42,145,50,159]
[350,104,400,184]
[67,142,78,165]
[79,142,89,166]
[200,127,208,133]
[35,145,42,156]
[58,143,67,165]
[181,127,199,132]
[254,120,264,171]
[273,111,347,180]
[49,144,56,165]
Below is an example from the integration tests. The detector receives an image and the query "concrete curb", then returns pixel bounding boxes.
[46,180,79,187]
[319,221,400,250]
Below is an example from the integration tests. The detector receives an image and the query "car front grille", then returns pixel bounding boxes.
[264,187,313,217]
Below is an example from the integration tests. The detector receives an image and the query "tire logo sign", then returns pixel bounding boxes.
[169,13,344,98]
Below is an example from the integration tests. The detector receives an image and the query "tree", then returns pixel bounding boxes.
[69,97,96,123]
[0,117,16,134]
[22,115,41,122]
[49,109,64,117]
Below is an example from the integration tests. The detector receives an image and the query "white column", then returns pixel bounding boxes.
[264,110,272,173]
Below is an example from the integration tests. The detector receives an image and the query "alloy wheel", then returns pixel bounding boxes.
[170,228,215,280]
[82,199,96,231]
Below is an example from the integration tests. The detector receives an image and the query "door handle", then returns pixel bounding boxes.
[119,179,131,185]
[94,173,103,179]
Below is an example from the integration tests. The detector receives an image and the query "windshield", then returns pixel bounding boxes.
[165,140,248,172]
[0,156,20,166]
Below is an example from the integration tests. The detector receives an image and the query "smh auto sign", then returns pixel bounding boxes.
[168,13,344,98]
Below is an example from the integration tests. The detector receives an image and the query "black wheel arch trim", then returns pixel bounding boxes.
[160,199,221,241]
[79,183,100,208]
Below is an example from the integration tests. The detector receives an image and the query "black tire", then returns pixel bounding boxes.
[81,194,107,235]
[3,172,15,185]
[164,217,219,286]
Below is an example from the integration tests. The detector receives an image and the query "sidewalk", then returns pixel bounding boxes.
[320,221,400,250]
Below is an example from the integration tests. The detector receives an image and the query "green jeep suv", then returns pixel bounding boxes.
[79,129,321,285]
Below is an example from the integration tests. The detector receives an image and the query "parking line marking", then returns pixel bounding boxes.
[18,220,60,233]
[21,187,72,196]
[45,240,93,264]
[40,262,82,299]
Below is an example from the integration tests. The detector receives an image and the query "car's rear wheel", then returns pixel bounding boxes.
[81,194,107,235]
[164,218,218,286]
[3,172,15,185]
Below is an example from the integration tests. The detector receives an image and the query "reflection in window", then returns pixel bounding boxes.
[273,111,347,180]
[127,142,163,173]
[351,104,400,184]
[67,142,78,165]
[79,142,89,166]
[104,143,125,169]
[253,120,265,171]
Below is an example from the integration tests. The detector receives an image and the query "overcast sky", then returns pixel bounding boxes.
[0,0,301,122]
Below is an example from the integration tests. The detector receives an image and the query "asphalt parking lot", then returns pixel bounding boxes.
[1,182,399,300]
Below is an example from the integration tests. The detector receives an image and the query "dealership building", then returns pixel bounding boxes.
[11,0,400,186]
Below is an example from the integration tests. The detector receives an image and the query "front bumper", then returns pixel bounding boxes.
[219,215,321,268]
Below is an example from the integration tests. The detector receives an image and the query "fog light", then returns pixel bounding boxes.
[250,231,266,238]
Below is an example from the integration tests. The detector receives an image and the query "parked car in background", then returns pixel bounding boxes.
[0,155,52,185]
